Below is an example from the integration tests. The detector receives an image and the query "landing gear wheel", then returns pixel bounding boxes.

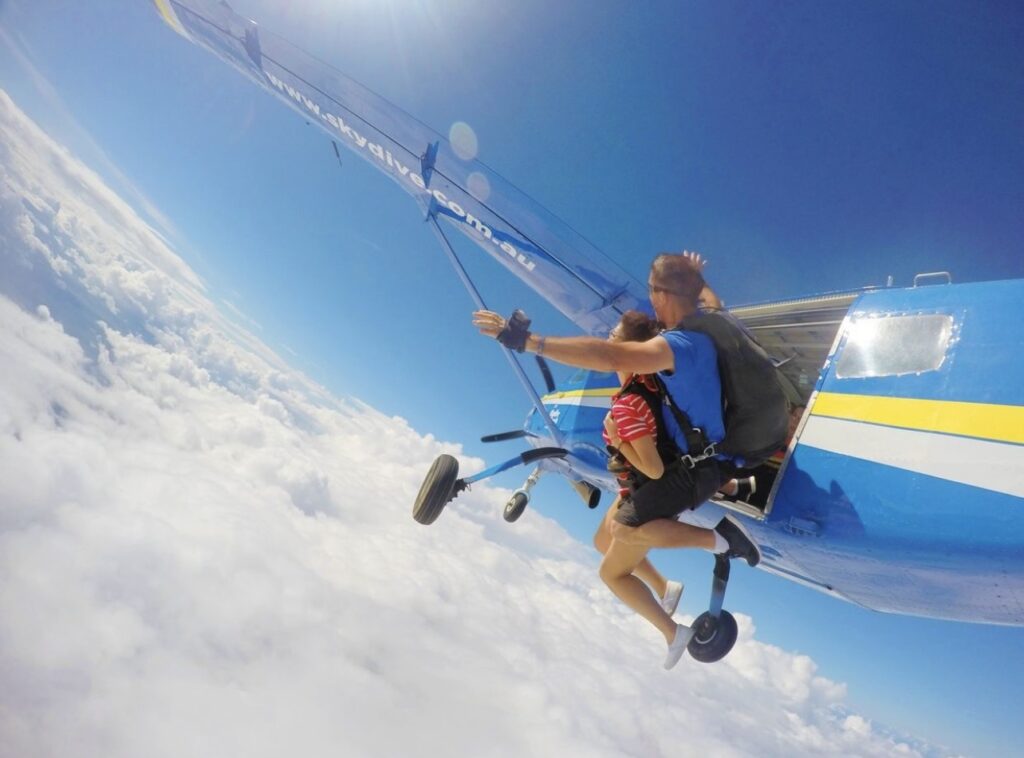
[503,492,528,523]
[687,610,738,663]
[412,454,459,525]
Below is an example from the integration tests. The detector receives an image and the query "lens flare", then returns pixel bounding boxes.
[467,171,491,201]
[449,121,478,161]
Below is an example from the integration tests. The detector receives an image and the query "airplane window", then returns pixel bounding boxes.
[836,314,953,379]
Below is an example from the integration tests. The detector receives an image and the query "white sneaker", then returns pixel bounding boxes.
[660,580,684,616]
[664,623,696,670]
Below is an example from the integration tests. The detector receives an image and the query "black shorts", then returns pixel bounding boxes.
[614,458,723,527]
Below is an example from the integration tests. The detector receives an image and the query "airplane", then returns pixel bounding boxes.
[152,0,1024,663]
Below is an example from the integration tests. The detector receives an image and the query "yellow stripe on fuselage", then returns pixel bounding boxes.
[811,392,1024,446]
[541,388,618,402]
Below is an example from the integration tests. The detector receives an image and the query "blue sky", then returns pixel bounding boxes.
[3,1,1023,754]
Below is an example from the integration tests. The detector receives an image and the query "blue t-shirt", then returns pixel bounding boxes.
[658,330,725,452]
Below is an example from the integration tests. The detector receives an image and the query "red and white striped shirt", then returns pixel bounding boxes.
[609,393,658,442]
[602,385,658,447]
[603,383,659,496]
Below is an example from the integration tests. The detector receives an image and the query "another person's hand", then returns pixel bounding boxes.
[682,250,707,271]
[472,310,506,339]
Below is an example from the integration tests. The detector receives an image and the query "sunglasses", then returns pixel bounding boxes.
[648,282,680,296]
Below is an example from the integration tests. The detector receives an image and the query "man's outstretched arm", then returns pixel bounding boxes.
[472,310,675,375]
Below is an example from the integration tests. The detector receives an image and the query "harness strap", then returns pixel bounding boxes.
[617,375,678,465]
[612,374,718,483]
[651,374,716,464]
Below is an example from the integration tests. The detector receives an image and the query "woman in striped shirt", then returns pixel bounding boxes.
[594,311,685,631]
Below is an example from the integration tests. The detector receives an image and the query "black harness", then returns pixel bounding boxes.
[608,374,719,492]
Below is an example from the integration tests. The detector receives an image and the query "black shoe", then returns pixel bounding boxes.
[734,475,757,502]
[720,475,757,503]
[714,516,761,567]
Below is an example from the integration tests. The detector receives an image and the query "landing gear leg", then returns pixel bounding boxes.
[504,466,542,522]
[687,553,739,663]
[412,448,566,526]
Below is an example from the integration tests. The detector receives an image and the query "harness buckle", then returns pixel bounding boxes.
[680,443,717,470]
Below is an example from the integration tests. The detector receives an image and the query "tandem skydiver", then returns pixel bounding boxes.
[596,309,686,648]
[473,251,773,670]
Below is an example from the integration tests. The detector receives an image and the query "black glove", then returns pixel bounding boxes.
[497,309,532,353]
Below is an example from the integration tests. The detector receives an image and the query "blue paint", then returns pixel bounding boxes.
[821,279,1024,406]
[764,278,1024,624]
[164,0,650,335]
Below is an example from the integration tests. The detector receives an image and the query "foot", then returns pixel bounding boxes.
[664,622,696,670]
[734,475,756,502]
[721,475,756,503]
[714,516,761,567]
[660,580,684,616]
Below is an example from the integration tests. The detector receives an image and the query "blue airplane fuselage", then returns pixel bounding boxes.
[529,279,1024,625]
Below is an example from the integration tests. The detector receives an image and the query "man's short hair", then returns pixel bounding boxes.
[650,254,705,302]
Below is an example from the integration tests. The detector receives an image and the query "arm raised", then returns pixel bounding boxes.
[472,310,674,374]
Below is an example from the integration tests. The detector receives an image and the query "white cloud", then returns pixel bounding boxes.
[0,22,180,243]
[0,88,960,758]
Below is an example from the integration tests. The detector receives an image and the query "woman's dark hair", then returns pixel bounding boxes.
[615,310,660,342]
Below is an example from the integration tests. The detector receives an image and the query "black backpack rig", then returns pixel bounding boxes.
[607,309,789,486]
[674,308,789,470]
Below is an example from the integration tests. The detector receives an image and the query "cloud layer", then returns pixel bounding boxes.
[0,89,956,758]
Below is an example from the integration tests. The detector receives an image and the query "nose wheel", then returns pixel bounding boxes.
[687,553,740,663]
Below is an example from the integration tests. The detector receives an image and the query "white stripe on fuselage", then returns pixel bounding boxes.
[799,416,1024,499]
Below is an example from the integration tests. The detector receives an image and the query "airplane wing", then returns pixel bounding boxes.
[153,0,649,335]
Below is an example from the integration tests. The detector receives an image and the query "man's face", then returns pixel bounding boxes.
[647,278,672,322]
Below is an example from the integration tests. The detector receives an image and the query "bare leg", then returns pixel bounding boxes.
[594,502,667,597]
[611,517,716,551]
[599,532,677,643]
[719,479,738,495]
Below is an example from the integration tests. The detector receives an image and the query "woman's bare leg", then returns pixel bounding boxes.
[599,532,677,643]
[593,501,667,597]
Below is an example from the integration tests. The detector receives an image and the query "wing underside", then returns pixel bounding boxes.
[155,0,648,335]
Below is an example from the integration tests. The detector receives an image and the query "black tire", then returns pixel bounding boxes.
[687,610,739,663]
[503,492,529,522]
[412,455,459,525]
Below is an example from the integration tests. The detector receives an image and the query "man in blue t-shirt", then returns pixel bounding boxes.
[473,251,759,670]
[658,328,726,454]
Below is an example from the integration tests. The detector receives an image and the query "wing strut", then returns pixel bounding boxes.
[424,204,563,446]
